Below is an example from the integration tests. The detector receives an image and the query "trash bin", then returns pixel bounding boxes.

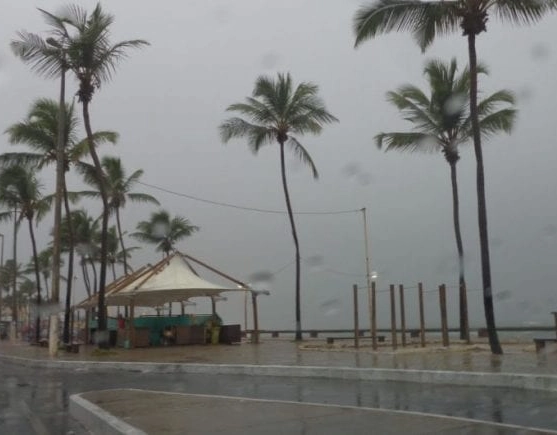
[211,326,221,345]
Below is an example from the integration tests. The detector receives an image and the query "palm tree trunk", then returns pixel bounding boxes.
[43,274,50,301]
[115,207,129,275]
[449,161,469,341]
[82,100,109,339]
[28,217,42,343]
[63,179,75,344]
[90,258,98,295]
[279,141,302,341]
[12,208,18,326]
[81,259,91,298]
[51,67,66,304]
[467,33,502,354]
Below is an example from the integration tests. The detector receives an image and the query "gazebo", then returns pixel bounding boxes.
[75,251,259,347]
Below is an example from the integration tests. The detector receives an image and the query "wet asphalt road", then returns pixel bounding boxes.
[1,360,557,434]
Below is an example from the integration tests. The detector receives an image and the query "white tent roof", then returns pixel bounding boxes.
[102,253,243,307]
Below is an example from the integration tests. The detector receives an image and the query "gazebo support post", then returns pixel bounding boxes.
[251,291,259,344]
[129,300,135,349]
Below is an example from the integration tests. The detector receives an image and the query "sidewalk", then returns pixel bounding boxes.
[72,389,557,435]
[1,337,556,375]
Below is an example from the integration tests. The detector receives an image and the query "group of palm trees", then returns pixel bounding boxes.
[0,4,198,345]
[1,1,554,352]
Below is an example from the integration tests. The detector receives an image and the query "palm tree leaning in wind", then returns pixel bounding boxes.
[78,156,159,275]
[219,73,338,341]
[2,98,117,343]
[0,166,50,343]
[57,3,148,341]
[10,6,72,306]
[131,210,199,258]
[353,0,556,354]
[375,58,516,341]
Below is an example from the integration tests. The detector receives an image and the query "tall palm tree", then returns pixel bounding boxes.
[24,247,65,302]
[352,0,556,354]
[78,156,159,275]
[375,58,516,341]
[219,72,338,341]
[0,166,50,342]
[58,3,148,339]
[131,210,199,257]
[106,226,138,281]
[11,6,74,306]
[2,97,117,342]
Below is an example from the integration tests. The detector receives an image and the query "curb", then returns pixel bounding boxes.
[2,353,557,392]
[69,393,146,435]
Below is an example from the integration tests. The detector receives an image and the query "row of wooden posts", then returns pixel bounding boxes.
[352,282,462,350]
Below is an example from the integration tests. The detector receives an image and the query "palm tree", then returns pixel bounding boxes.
[131,210,199,257]
[61,209,100,298]
[11,6,74,306]
[78,156,159,275]
[0,259,23,322]
[352,0,556,354]
[24,247,65,302]
[57,3,148,339]
[2,97,117,342]
[375,58,516,341]
[0,166,50,342]
[219,72,338,341]
[106,226,138,281]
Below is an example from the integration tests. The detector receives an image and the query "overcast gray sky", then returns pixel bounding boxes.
[1,1,556,331]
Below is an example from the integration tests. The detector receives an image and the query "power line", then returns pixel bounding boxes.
[137,181,360,216]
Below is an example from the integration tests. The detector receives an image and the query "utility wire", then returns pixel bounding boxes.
[138,181,360,216]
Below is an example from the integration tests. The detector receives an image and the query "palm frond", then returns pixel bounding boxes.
[10,31,64,78]
[220,118,275,152]
[494,0,556,25]
[478,109,518,137]
[126,193,160,205]
[287,137,319,179]
[375,131,440,153]
[353,0,460,51]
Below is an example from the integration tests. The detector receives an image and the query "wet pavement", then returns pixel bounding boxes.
[2,337,557,375]
[82,389,557,435]
[2,358,557,433]
[1,338,557,433]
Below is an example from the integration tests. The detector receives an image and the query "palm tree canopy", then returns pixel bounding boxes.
[77,156,159,211]
[10,7,72,79]
[55,3,149,103]
[131,209,199,255]
[219,72,338,179]
[353,0,557,50]
[375,58,516,160]
[1,98,118,170]
[0,166,50,224]
[59,209,100,259]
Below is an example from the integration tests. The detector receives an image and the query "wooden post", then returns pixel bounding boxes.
[399,284,406,347]
[461,281,470,343]
[439,284,449,347]
[389,284,397,350]
[251,292,259,344]
[418,282,426,347]
[552,311,557,339]
[353,284,359,349]
[371,281,377,350]
[129,299,135,349]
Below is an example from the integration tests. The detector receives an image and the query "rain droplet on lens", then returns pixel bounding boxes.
[260,51,280,70]
[319,298,341,317]
[248,270,275,283]
[494,290,512,301]
[357,172,373,186]
[443,93,466,116]
[305,255,325,272]
[341,162,360,178]
[530,43,550,61]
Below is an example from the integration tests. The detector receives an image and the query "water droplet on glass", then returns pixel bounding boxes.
[443,93,466,117]
[494,290,512,301]
[260,52,280,70]
[341,162,360,178]
[530,43,550,61]
[305,255,324,272]
[319,298,341,317]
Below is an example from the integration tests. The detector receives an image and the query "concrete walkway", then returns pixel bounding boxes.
[72,389,557,435]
